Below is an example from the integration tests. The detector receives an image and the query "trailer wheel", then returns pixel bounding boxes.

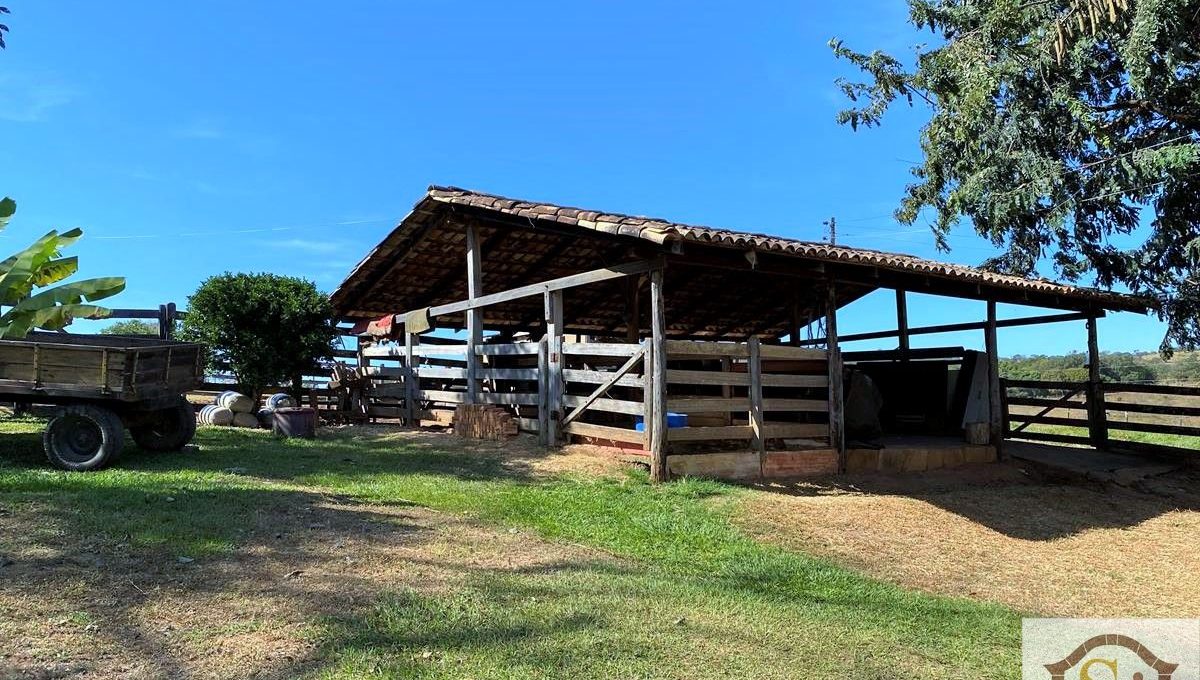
[43,405,125,471]
[130,396,197,452]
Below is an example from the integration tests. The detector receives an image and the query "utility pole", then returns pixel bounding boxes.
[823,216,837,245]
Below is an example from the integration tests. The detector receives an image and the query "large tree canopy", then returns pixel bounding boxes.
[832,0,1200,352]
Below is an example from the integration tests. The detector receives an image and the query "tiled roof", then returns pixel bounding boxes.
[425,186,1150,313]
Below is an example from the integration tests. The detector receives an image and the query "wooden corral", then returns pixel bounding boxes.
[327,186,1154,482]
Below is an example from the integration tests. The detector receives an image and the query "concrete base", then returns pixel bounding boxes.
[846,437,996,474]
[667,449,838,481]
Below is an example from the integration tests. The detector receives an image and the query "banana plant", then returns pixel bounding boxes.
[0,197,125,339]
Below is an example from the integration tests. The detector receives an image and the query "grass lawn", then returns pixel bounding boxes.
[0,419,1023,679]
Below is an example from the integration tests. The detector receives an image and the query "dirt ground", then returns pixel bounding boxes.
[0,480,605,679]
[735,462,1200,618]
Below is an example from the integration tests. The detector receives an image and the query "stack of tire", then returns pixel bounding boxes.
[256,393,297,427]
[198,390,259,429]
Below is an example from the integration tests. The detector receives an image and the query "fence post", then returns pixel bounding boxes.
[648,267,668,483]
[748,336,765,479]
[826,282,845,472]
[1086,316,1109,449]
[404,331,417,427]
[465,223,483,404]
[985,301,1004,458]
[544,290,564,446]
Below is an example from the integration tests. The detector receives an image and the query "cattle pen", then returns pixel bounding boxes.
[328,186,1155,482]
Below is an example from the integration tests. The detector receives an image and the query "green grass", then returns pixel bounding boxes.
[0,420,1023,679]
[1018,421,1200,449]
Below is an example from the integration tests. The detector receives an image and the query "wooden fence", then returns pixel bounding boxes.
[353,335,835,463]
[1003,378,1200,457]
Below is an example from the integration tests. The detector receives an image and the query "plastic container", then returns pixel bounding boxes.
[272,407,317,438]
[634,413,688,431]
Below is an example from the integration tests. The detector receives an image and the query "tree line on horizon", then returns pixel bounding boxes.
[1000,349,1200,385]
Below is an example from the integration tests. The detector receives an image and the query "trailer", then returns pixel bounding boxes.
[0,332,205,471]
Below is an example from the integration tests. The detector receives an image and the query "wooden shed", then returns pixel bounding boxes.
[330,186,1151,481]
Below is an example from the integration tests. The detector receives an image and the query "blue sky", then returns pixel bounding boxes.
[1,1,1165,356]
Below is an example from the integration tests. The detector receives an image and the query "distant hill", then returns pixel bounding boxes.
[1000,350,1200,385]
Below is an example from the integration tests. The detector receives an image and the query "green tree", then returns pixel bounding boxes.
[100,319,158,336]
[181,272,336,398]
[831,0,1200,352]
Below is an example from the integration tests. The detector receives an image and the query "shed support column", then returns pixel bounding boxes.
[625,276,641,343]
[537,335,549,446]
[985,301,1004,457]
[544,290,564,446]
[895,290,909,357]
[404,331,417,427]
[1086,316,1109,449]
[649,267,669,483]
[748,336,765,477]
[826,283,845,472]
[465,223,483,404]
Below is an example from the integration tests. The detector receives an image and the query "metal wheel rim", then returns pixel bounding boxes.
[50,415,104,463]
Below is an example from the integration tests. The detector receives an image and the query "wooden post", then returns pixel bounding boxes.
[544,290,564,446]
[648,267,669,483]
[826,282,845,471]
[537,335,549,446]
[465,223,483,404]
[895,290,909,357]
[748,335,765,478]
[404,331,417,427]
[356,335,372,422]
[625,276,641,343]
[985,301,1004,458]
[788,294,802,347]
[1086,315,1109,449]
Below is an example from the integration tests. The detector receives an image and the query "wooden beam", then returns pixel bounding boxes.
[410,258,663,321]
[648,267,669,483]
[465,223,483,403]
[1086,316,1109,449]
[545,289,564,446]
[409,225,508,311]
[826,282,845,472]
[561,347,646,427]
[985,301,1003,457]
[537,336,549,446]
[748,336,765,478]
[800,311,1103,346]
[403,331,417,426]
[895,289,910,356]
[624,276,642,342]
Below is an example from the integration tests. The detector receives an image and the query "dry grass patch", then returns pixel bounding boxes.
[736,463,1200,617]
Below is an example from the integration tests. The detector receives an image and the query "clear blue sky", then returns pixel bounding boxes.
[1,1,1165,356]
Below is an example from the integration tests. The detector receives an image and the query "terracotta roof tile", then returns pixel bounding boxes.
[424,185,1149,312]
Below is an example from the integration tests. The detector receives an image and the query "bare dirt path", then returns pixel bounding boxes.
[735,463,1200,617]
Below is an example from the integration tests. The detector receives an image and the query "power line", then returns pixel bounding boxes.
[89,217,390,241]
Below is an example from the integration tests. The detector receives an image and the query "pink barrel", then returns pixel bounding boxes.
[272,407,316,438]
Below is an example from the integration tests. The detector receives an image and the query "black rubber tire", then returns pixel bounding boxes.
[130,396,197,452]
[43,405,125,472]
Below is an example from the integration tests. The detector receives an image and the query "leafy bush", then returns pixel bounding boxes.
[100,319,158,336]
[181,272,336,398]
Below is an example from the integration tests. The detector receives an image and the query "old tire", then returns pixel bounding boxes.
[43,405,125,472]
[130,396,197,452]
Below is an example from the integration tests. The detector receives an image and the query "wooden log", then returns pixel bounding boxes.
[562,369,644,388]
[563,421,646,445]
[649,267,668,483]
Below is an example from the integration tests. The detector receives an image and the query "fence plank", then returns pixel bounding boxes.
[563,369,644,388]
[562,421,646,445]
[561,395,644,415]
[562,342,642,357]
